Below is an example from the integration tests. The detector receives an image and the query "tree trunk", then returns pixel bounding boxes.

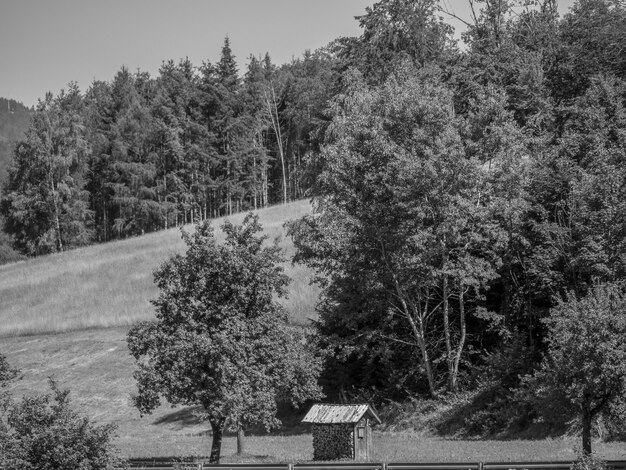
[450,288,467,394]
[415,312,437,398]
[236,425,245,455]
[265,85,287,204]
[442,273,455,392]
[50,177,63,252]
[385,249,437,397]
[209,419,225,464]
[582,402,592,455]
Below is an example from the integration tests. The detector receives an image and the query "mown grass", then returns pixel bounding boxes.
[0,200,320,337]
[1,328,625,462]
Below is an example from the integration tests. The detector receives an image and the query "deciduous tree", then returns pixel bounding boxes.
[127,214,322,463]
[529,283,626,454]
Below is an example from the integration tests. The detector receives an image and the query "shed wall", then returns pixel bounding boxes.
[312,424,353,461]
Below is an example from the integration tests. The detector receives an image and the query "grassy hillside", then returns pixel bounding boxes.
[2,328,625,461]
[0,200,320,336]
[1,199,625,461]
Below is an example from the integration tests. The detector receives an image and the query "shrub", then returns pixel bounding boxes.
[0,378,123,470]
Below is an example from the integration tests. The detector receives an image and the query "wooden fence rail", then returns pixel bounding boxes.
[125,461,626,470]
[2,460,626,470]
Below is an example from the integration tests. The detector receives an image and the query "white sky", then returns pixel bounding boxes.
[0,0,576,107]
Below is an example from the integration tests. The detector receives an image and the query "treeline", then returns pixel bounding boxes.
[0,98,31,184]
[286,0,626,436]
[1,39,336,255]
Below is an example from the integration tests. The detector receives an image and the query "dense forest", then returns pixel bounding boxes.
[285,0,626,439]
[1,0,626,440]
[0,38,335,254]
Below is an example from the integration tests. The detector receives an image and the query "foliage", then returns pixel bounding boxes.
[0,376,122,470]
[289,63,516,399]
[0,352,18,411]
[127,214,322,463]
[527,283,626,454]
[0,98,32,184]
[0,227,24,265]
[2,85,93,255]
[572,451,609,470]
[2,37,332,253]
[338,0,456,84]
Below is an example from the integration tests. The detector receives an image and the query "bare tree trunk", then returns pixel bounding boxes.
[450,288,467,393]
[49,177,63,252]
[442,273,454,392]
[263,164,268,207]
[383,241,437,397]
[414,308,437,397]
[209,419,225,464]
[582,402,592,455]
[264,85,287,204]
[253,151,258,210]
[236,425,245,455]
[393,277,437,397]
[103,200,107,242]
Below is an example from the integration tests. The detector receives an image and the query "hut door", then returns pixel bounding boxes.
[355,423,367,460]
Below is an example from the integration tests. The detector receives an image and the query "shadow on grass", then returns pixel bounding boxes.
[153,406,205,427]
[153,402,311,436]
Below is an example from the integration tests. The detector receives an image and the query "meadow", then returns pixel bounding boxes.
[1,200,624,462]
[0,200,320,336]
[2,327,625,462]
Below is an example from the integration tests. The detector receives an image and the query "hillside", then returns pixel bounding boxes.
[0,200,320,337]
[2,328,625,461]
[1,202,625,461]
[0,199,327,459]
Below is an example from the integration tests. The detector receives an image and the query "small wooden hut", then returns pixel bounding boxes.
[302,403,381,461]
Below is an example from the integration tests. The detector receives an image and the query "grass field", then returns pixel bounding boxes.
[1,328,625,462]
[1,200,624,462]
[0,200,320,336]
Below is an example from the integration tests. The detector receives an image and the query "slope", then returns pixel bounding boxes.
[0,200,319,337]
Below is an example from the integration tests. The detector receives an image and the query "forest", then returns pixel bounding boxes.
[1,0,626,448]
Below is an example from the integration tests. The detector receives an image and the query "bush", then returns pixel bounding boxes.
[0,378,123,470]
[0,230,24,265]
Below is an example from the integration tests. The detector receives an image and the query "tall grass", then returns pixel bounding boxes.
[0,200,320,337]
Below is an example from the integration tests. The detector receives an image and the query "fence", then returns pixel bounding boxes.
[121,461,626,470]
[1,461,625,470]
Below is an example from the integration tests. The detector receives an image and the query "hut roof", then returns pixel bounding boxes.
[301,403,381,424]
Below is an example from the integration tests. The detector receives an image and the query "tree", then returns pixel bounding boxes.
[127,214,322,463]
[530,283,626,454]
[550,0,626,101]
[342,0,455,84]
[0,375,121,470]
[289,64,506,398]
[2,85,93,255]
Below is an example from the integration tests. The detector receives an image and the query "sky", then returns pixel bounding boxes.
[1,0,576,108]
